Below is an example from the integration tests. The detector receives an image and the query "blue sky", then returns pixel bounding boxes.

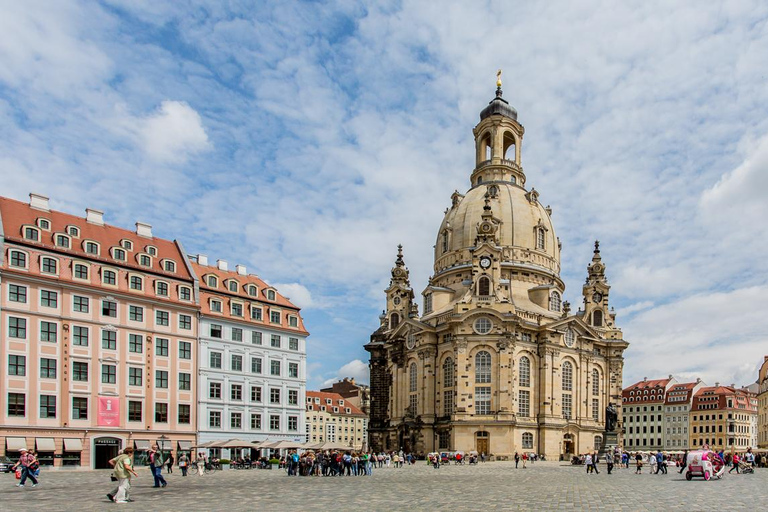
[2,1,768,389]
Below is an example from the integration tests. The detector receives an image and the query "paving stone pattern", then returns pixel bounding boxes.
[1,461,766,511]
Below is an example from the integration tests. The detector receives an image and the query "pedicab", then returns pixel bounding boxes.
[685,450,725,481]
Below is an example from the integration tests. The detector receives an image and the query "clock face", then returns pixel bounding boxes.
[592,292,603,303]
[479,256,492,269]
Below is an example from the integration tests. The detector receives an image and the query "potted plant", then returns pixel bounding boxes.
[219,458,231,470]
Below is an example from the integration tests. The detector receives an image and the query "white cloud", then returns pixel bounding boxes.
[321,359,369,388]
[138,101,211,163]
[271,282,314,310]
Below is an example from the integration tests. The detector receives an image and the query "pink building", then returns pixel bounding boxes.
[0,194,198,468]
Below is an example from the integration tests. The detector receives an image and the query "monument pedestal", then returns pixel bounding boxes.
[600,431,618,456]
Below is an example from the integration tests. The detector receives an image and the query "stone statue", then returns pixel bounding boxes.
[605,403,617,432]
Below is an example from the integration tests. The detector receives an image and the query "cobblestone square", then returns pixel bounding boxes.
[2,461,766,511]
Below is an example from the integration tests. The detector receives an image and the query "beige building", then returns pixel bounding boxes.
[622,377,675,451]
[305,391,367,450]
[689,384,757,451]
[366,81,629,460]
[759,357,768,449]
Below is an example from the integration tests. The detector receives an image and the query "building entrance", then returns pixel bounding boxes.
[475,431,489,456]
[94,437,122,469]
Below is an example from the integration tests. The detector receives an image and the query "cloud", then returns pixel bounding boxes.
[321,359,370,388]
[271,282,314,310]
[138,101,211,163]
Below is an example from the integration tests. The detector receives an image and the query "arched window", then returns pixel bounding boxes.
[536,228,545,250]
[522,432,533,449]
[592,369,600,395]
[562,361,573,391]
[550,291,561,312]
[475,351,491,383]
[503,132,516,162]
[390,313,400,329]
[519,356,531,388]
[442,232,449,253]
[409,363,418,392]
[443,358,454,387]
[478,276,490,296]
[593,310,603,327]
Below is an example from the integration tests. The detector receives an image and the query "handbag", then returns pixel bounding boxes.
[110,472,117,482]
[15,469,21,480]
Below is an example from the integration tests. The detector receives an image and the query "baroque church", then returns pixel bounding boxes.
[365,78,629,460]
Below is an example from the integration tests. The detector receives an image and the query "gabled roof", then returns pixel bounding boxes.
[306,391,365,417]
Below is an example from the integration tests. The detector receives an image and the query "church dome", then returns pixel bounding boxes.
[479,88,518,121]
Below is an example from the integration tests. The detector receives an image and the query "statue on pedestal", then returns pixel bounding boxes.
[605,403,617,432]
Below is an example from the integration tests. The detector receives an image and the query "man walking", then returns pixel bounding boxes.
[679,450,688,474]
[148,444,168,487]
[13,448,39,488]
[604,452,614,474]
[108,447,138,503]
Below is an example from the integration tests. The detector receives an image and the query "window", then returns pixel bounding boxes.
[562,393,572,420]
[9,284,27,303]
[178,404,190,424]
[9,317,26,338]
[231,384,242,400]
[164,260,176,272]
[8,393,25,416]
[270,311,281,324]
[227,280,238,292]
[129,305,143,322]
[155,403,168,423]
[74,263,89,280]
[270,388,281,404]
[288,339,300,352]
[592,369,600,395]
[41,290,58,308]
[519,390,530,417]
[424,293,433,313]
[129,275,143,290]
[409,362,418,392]
[72,397,88,419]
[289,362,299,378]
[120,239,133,251]
[102,330,117,350]
[209,411,221,428]
[128,367,142,386]
[179,341,191,359]
[10,250,28,268]
[155,338,169,356]
[40,358,57,378]
[179,314,192,330]
[8,355,26,376]
[101,364,117,384]
[128,334,143,353]
[210,324,222,338]
[156,281,168,296]
[24,226,39,241]
[266,289,276,301]
[102,300,117,317]
[155,370,168,388]
[519,356,531,387]
[251,357,262,374]
[37,218,50,230]
[85,241,99,255]
[179,286,191,301]
[178,373,191,390]
[231,303,243,316]
[209,382,222,399]
[73,295,89,313]
[251,413,262,430]
[72,361,88,381]
[593,310,603,327]
[72,326,89,346]
[522,432,534,449]
[103,269,117,285]
[536,228,545,250]
[288,389,298,405]
[475,351,492,383]
[474,317,492,334]
[230,412,242,429]
[550,291,561,312]
[270,415,280,430]
[443,357,454,386]
[251,307,263,321]
[210,351,222,369]
[247,285,258,297]
[271,334,281,348]
[232,327,243,342]
[40,395,56,418]
[55,234,70,248]
[475,386,491,415]
[562,361,573,391]
[146,246,157,257]
[592,399,600,420]
[444,390,454,415]
[270,360,281,376]
[251,386,262,402]
[139,254,151,267]
[67,226,80,237]
[478,276,490,296]
[231,355,243,371]
[207,275,218,288]
[155,311,169,326]
[288,416,298,431]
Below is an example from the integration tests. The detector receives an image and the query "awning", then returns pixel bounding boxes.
[134,440,151,451]
[36,438,56,451]
[63,438,83,452]
[6,437,28,452]
[177,441,192,451]
[158,439,171,450]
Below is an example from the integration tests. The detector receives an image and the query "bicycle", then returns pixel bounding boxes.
[188,461,211,475]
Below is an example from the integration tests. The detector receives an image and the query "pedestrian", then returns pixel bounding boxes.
[197,452,206,476]
[148,444,168,487]
[514,452,520,468]
[585,453,593,474]
[107,446,138,503]
[679,449,688,474]
[604,452,614,474]
[166,451,175,474]
[12,448,39,488]
[728,453,740,474]
[481,452,486,463]
[635,453,643,474]
[178,453,189,476]
[649,452,657,474]
[591,452,600,474]
[522,452,527,469]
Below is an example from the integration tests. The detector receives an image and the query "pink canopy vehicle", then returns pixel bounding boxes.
[685,450,725,481]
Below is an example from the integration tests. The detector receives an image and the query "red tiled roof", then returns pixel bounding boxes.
[306,391,365,416]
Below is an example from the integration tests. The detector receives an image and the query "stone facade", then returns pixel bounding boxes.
[365,83,629,460]
[759,357,768,449]
[305,391,367,450]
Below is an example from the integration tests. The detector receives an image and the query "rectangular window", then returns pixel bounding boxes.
[40,358,57,378]
[101,330,117,350]
[563,394,573,420]
[74,264,88,280]
[289,338,299,351]
[128,401,142,422]
[179,287,191,301]
[156,311,169,326]
[102,300,117,317]
[251,386,262,402]
[252,331,262,345]
[9,317,26,338]
[231,355,243,372]
[289,316,298,328]
[209,382,222,399]
[41,257,57,274]
[231,384,242,401]
[231,327,243,342]
[270,334,281,348]
[251,414,262,430]
[129,276,143,290]
[155,402,168,423]
[251,307,262,321]
[8,355,26,376]
[178,372,191,391]
[156,281,168,296]
[210,351,222,369]
[209,411,221,428]
[73,295,89,313]
[72,326,89,346]
[444,390,454,416]
[179,314,192,330]
[101,364,117,384]
[85,242,99,254]
[155,338,169,356]
[288,416,298,431]
[178,404,191,424]
[270,415,280,430]
[129,306,143,322]
[288,362,299,378]
[72,397,88,419]
[40,395,56,418]
[270,311,281,324]
[475,386,491,415]
[10,251,27,268]
[518,390,530,417]
[179,341,191,359]
[231,303,243,317]
[103,269,117,285]
[270,360,281,376]
[210,324,222,338]
[210,300,222,313]
[72,361,88,381]
[128,367,142,386]
[128,334,143,353]
[288,389,298,405]
[592,399,600,421]
[9,284,27,303]
[8,393,25,416]
[155,370,168,389]
[40,321,57,343]
[251,357,262,374]
[270,388,281,404]
[41,290,58,308]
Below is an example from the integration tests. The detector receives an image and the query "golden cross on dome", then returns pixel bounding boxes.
[496,69,502,88]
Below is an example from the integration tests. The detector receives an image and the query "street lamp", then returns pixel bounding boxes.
[159,434,168,451]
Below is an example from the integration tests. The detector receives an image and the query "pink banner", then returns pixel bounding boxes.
[98,397,120,427]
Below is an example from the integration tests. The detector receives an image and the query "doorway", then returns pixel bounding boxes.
[475,431,489,456]
[94,437,122,469]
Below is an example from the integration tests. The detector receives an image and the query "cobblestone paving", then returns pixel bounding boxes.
[2,462,766,511]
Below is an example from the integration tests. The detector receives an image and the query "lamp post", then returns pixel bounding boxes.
[159,434,168,452]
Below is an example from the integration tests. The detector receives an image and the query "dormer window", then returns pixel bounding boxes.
[120,239,133,251]
[9,250,28,269]
[210,299,222,313]
[179,286,192,301]
[247,285,258,297]
[145,246,157,257]
[112,248,126,261]
[345,408,351,414]
[289,316,298,328]
[163,260,176,273]
[55,234,70,248]
[315,397,320,404]
[67,226,80,237]
[326,399,332,405]
[41,256,58,274]
[266,290,276,301]
[23,227,39,241]
[231,302,243,317]
[155,281,169,297]
[37,218,51,230]
[207,275,218,288]
[73,263,89,280]
[339,400,344,406]
[227,280,238,292]
[138,254,151,267]
[129,275,143,291]
[84,241,99,255]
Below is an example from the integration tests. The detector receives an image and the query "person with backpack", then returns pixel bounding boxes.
[107,447,138,503]
[12,448,39,488]
[148,444,168,487]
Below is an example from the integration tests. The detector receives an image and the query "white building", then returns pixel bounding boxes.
[663,379,705,450]
[191,256,307,458]
[622,376,676,450]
